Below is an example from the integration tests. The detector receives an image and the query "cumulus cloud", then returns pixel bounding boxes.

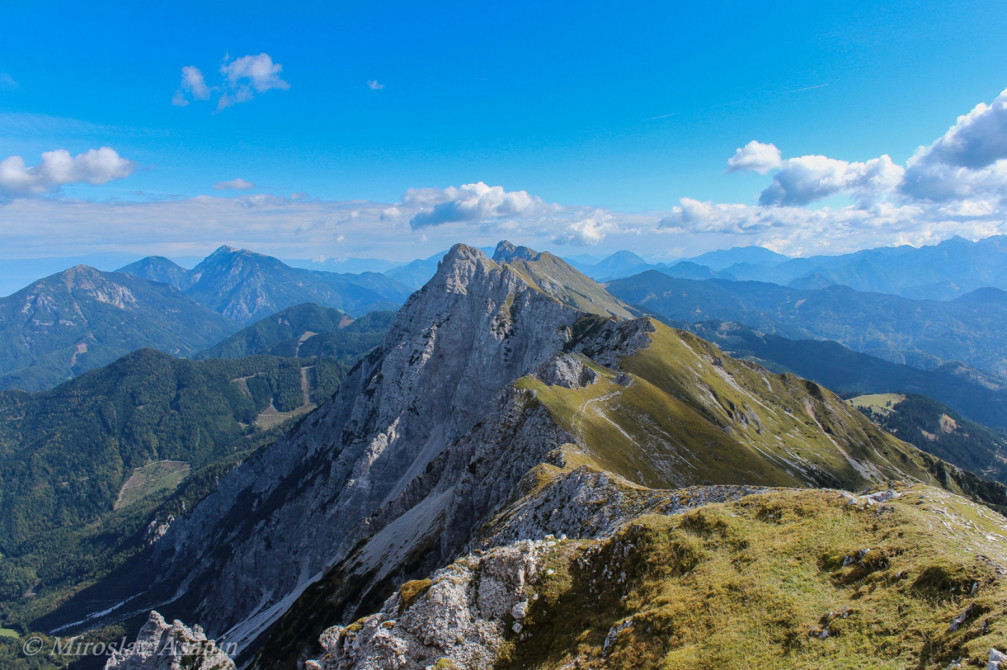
[554,211,617,246]
[172,54,288,111]
[916,87,1007,170]
[172,66,211,106]
[214,178,255,190]
[406,182,552,228]
[899,87,1007,202]
[367,80,384,90]
[0,147,134,198]
[759,154,904,207]
[726,140,781,174]
[218,53,290,110]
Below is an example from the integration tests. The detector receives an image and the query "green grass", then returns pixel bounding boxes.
[254,402,317,430]
[0,627,18,639]
[519,320,948,493]
[498,483,1007,669]
[849,393,906,416]
[114,460,190,511]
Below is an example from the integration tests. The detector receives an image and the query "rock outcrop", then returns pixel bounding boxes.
[311,540,547,670]
[104,611,234,670]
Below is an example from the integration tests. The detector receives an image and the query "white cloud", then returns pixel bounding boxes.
[0,73,17,91]
[406,182,553,228]
[657,195,1003,256]
[0,147,134,198]
[218,53,289,110]
[914,87,1007,169]
[554,211,617,246]
[367,80,384,90]
[897,88,1007,202]
[214,178,255,190]
[172,66,211,106]
[758,154,904,207]
[172,54,288,111]
[726,140,781,174]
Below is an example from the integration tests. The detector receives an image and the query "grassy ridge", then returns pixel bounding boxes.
[499,484,1007,669]
[521,319,954,493]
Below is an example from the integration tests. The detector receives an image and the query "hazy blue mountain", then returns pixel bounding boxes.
[383,251,446,289]
[686,245,790,271]
[654,260,728,280]
[0,266,235,392]
[118,255,193,289]
[283,257,402,274]
[607,271,1007,378]
[718,235,1007,300]
[121,246,412,323]
[585,250,655,280]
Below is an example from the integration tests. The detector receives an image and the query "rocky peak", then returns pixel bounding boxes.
[492,240,540,263]
[122,240,592,653]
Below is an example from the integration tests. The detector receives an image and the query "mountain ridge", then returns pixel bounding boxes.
[24,241,1007,670]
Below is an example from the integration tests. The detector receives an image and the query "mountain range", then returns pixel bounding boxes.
[19,241,1006,670]
[681,319,1007,429]
[0,266,234,392]
[0,247,413,394]
[607,271,1007,378]
[120,245,411,323]
[567,235,1007,301]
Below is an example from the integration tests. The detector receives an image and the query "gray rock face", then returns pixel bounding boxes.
[311,540,547,670]
[104,611,234,670]
[116,244,590,653]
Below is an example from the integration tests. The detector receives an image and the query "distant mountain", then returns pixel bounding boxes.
[655,259,726,280]
[584,250,654,280]
[719,235,1007,300]
[0,266,235,391]
[117,255,193,289]
[197,303,393,363]
[607,271,1007,377]
[852,393,1007,485]
[687,245,789,271]
[0,348,346,632]
[120,246,412,323]
[684,320,1007,428]
[566,235,1007,300]
[383,251,445,290]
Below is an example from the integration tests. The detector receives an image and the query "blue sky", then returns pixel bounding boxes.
[2,0,1007,288]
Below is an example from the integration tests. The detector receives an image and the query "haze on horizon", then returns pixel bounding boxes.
[2,1,1007,273]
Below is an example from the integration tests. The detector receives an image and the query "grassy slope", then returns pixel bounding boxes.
[520,319,954,493]
[499,483,1007,669]
[114,460,191,511]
